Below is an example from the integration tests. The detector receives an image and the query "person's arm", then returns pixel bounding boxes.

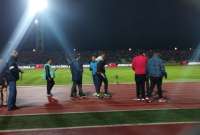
[160,60,167,79]
[45,65,51,80]
[131,58,135,71]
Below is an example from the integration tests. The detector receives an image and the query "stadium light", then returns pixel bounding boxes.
[28,0,48,15]
[0,0,49,73]
[34,19,39,25]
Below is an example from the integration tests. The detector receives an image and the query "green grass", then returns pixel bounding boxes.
[17,65,200,86]
[0,109,199,130]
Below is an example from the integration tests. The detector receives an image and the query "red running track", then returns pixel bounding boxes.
[0,82,200,115]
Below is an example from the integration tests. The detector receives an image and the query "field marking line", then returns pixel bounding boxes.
[0,107,200,117]
[0,121,200,133]
[17,81,200,88]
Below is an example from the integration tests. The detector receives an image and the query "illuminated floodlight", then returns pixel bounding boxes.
[28,0,48,15]
[174,47,178,51]
[34,19,39,25]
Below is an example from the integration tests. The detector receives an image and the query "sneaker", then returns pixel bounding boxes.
[133,98,141,101]
[141,98,145,101]
[104,93,111,97]
[79,93,86,97]
[158,98,167,103]
[145,97,150,100]
[93,92,98,96]
[47,94,53,97]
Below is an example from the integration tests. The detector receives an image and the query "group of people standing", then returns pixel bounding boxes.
[0,50,168,111]
[132,51,167,102]
[43,53,111,99]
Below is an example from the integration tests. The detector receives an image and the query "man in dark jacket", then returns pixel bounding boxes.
[7,51,23,111]
[0,59,8,107]
[147,52,167,102]
[69,54,86,98]
[96,53,111,97]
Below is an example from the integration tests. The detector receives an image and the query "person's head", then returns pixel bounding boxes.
[75,53,81,60]
[137,50,144,56]
[91,55,96,61]
[11,50,18,58]
[47,58,52,64]
[100,53,106,60]
[153,51,160,57]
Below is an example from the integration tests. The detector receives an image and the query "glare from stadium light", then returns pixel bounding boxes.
[32,48,36,52]
[34,19,39,25]
[174,47,178,51]
[28,0,48,15]
[0,0,49,73]
[128,48,132,52]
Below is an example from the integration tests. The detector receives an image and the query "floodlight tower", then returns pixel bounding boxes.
[29,0,48,52]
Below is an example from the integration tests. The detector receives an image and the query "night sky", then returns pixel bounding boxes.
[0,0,200,50]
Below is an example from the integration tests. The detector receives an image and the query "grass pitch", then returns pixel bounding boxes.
[17,65,200,86]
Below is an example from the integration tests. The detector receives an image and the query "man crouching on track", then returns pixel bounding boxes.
[69,53,86,98]
[96,53,111,98]
[147,51,167,103]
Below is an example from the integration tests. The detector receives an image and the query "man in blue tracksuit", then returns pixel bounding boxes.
[69,54,86,97]
[7,51,23,111]
[89,56,98,94]
[147,52,167,102]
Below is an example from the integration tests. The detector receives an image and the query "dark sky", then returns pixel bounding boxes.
[0,0,200,50]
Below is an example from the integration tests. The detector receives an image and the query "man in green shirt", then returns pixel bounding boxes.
[44,58,55,97]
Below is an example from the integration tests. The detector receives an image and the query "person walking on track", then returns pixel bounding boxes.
[147,51,167,102]
[132,51,148,101]
[96,53,111,98]
[44,58,55,97]
[69,54,86,98]
[89,55,99,96]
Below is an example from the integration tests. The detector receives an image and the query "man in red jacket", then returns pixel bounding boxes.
[132,52,148,101]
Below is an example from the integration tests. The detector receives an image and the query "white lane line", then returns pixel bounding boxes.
[0,121,199,133]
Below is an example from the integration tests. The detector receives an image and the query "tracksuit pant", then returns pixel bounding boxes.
[92,74,99,93]
[97,73,108,94]
[0,84,7,106]
[71,81,84,97]
[135,74,146,99]
[8,81,17,110]
[148,76,163,98]
[47,79,55,95]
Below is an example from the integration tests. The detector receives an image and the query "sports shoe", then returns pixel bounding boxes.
[158,98,167,103]
[104,93,111,97]
[133,98,141,101]
[141,98,145,101]
[47,93,53,97]
[145,97,150,100]
[93,92,98,96]
[79,93,86,97]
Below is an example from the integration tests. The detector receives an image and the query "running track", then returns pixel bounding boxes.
[0,82,200,135]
